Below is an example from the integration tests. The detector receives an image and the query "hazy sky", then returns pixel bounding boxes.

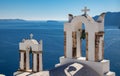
[0,0,119,20]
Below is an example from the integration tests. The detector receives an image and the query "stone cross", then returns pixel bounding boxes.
[81,6,90,15]
[30,33,33,39]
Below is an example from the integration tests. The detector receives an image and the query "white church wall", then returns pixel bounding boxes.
[32,45,39,51]
[71,16,99,33]
[19,43,26,50]
[73,22,82,31]
[28,71,49,76]
[59,56,75,65]
[64,23,74,31]
[98,23,104,32]
[19,40,39,51]
[101,60,110,74]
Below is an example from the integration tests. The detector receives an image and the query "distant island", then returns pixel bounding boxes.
[0,12,119,28]
[0,19,25,23]
[47,20,60,23]
[93,12,120,28]
[0,19,63,23]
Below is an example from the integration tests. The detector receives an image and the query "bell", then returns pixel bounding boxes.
[80,30,86,39]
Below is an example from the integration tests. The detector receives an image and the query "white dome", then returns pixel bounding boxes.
[24,39,39,44]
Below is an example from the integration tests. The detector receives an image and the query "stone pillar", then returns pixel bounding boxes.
[88,32,96,61]
[32,51,42,72]
[32,53,37,72]
[39,51,43,71]
[86,32,88,60]
[99,37,103,60]
[19,50,26,71]
[95,32,99,61]
[72,32,77,58]
[95,32,104,61]
[39,40,43,71]
[24,52,27,70]
[19,50,30,71]
[26,49,30,70]
[76,30,81,58]
[66,31,73,58]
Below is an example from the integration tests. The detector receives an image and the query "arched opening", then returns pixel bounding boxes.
[81,23,86,57]
[29,46,33,69]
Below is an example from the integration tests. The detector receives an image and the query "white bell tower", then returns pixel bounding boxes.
[17,34,43,73]
[56,7,115,76]
[64,7,105,62]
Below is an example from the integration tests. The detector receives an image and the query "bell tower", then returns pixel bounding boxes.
[56,7,115,76]
[18,34,43,73]
[64,7,105,62]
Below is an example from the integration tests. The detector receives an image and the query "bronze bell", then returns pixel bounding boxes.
[80,30,86,39]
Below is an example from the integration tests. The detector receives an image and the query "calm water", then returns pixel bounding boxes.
[0,22,120,76]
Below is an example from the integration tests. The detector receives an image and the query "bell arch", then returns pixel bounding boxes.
[81,23,86,57]
[72,16,97,61]
[19,37,43,72]
[72,20,90,60]
[64,15,101,61]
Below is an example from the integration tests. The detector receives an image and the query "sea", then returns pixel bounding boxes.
[0,21,120,76]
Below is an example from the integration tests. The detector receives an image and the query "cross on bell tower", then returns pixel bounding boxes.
[81,6,90,16]
[30,33,33,39]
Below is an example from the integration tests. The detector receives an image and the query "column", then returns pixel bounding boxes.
[95,32,104,61]
[95,32,100,61]
[72,32,77,58]
[24,52,26,70]
[32,53,37,72]
[76,30,81,58]
[26,50,30,70]
[66,31,72,58]
[19,51,25,70]
[88,32,96,61]
[39,51,43,71]
[32,51,42,72]
[99,37,102,60]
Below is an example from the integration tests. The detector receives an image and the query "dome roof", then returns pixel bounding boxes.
[24,39,39,44]
[49,62,100,76]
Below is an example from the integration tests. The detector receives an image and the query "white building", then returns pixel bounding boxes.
[14,7,115,76]
[14,34,43,76]
[55,7,115,76]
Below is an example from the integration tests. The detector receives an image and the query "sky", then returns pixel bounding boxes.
[0,0,119,20]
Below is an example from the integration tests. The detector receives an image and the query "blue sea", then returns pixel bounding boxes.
[0,22,120,76]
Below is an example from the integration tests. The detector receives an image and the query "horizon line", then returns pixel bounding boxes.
[0,11,119,21]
